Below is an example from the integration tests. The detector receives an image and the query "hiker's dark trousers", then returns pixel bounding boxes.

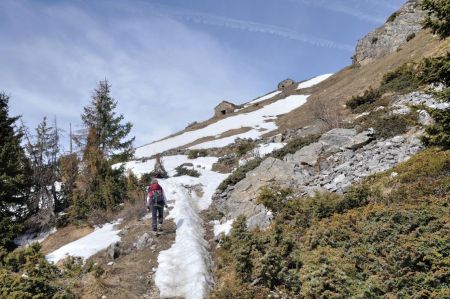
[151,205,164,231]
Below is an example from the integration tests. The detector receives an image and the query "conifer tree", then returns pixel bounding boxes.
[0,93,31,248]
[82,80,135,163]
[421,0,450,39]
[71,80,134,218]
[23,117,61,221]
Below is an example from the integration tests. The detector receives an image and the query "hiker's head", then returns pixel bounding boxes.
[151,178,158,184]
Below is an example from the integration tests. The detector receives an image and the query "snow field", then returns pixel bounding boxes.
[136,94,309,157]
[297,73,333,90]
[246,90,282,105]
[46,221,122,263]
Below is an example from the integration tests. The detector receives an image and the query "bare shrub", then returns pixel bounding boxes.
[311,99,344,130]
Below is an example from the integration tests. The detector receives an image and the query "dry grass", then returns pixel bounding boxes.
[40,225,94,255]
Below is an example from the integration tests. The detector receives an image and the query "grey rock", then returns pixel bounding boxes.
[134,232,153,250]
[319,128,357,153]
[107,242,120,260]
[418,110,434,126]
[353,1,424,65]
[346,129,374,150]
[395,92,449,110]
[284,142,323,166]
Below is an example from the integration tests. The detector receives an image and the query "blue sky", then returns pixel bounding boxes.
[0,0,405,149]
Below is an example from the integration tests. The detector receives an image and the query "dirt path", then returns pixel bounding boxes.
[56,212,177,299]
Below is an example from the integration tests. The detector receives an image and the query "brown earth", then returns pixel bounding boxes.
[41,225,94,255]
[48,203,177,299]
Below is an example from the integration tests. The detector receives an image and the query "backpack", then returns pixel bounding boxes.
[148,183,164,207]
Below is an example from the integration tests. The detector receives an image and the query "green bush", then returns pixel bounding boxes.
[271,134,320,159]
[0,243,77,298]
[406,32,416,42]
[217,158,263,192]
[346,87,381,111]
[235,140,256,157]
[387,11,398,22]
[187,149,208,159]
[212,149,450,298]
[421,0,450,39]
[356,110,417,139]
[347,63,421,112]
[174,165,201,177]
[380,63,421,94]
[256,186,292,215]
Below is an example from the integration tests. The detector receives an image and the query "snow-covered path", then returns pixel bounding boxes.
[120,155,228,298]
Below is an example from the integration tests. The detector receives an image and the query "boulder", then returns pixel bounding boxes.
[418,110,434,126]
[284,142,323,166]
[134,233,153,250]
[346,129,374,150]
[107,242,120,260]
[319,128,357,153]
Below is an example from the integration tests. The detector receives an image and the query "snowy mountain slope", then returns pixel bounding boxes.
[135,74,332,158]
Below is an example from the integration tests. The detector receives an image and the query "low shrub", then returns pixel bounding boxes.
[379,63,421,94]
[187,149,208,159]
[212,148,450,298]
[235,140,256,157]
[271,134,320,160]
[406,32,416,42]
[387,11,398,22]
[212,154,238,173]
[174,165,201,177]
[256,186,293,215]
[217,158,263,192]
[347,63,421,112]
[346,87,381,111]
[0,243,77,298]
[356,110,418,139]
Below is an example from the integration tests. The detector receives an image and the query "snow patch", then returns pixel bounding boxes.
[136,94,308,156]
[154,158,228,299]
[246,90,282,105]
[115,155,218,179]
[46,221,122,263]
[189,95,309,150]
[297,73,333,90]
[213,219,234,237]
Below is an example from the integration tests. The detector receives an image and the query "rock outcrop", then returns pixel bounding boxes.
[353,0,424,66]
[213,127,423,229]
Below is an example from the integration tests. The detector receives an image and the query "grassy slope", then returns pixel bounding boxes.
[211,148,450,298]
[276,31,450,132]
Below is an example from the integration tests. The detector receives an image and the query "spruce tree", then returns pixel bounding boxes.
[72,80,134,218]
[82,80,135,163]
[0,93,31,248]
[421,0,450,39]
[419,2,450,148]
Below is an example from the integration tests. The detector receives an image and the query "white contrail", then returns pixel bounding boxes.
[283,0,393,24]
[132,1,354,52]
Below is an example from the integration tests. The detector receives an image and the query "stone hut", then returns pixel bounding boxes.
[214,101,238,117]
[278,78,295,90]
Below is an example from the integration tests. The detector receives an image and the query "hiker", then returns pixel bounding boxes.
[147,179,168,233]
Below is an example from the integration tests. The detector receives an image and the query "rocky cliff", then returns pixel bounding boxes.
[353,0,425,66]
